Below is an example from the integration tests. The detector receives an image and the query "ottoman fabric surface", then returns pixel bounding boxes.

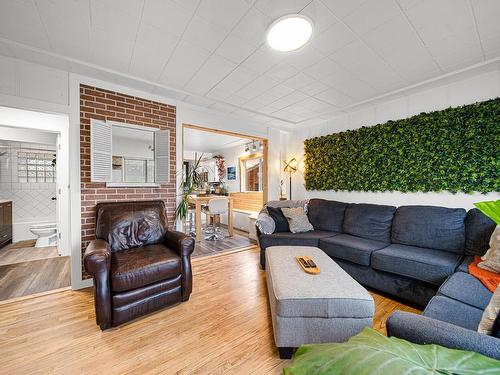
[265,246,374,348]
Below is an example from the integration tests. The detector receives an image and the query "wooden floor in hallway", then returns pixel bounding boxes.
[192,228,255,258]
[0,240,70,301]
[0,246,420,374]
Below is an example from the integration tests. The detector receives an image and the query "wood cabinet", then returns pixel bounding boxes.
[0,201,13,249]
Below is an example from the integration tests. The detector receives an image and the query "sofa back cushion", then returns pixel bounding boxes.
[307,199,347,232]
[465,208,497,256]
[391,205,466,253]
[342,203,396,242]
[95,200,168,252]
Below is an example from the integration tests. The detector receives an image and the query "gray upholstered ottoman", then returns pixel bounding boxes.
[265,246,375,359]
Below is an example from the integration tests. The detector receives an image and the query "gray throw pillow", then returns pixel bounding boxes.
[256,212,275,234]
[281,207,314,233]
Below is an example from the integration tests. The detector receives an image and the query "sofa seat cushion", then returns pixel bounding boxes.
[259,230,338,250]
[319,234,389,266]
[423,295,483,331]
[111,244,181,292]
[437,272,493,310]
[391,205,466,254]
[371,244,462,285]
[342,203,396,243]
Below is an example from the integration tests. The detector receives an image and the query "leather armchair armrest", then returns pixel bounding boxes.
[165,230,195,257]
[387,311,500,360]
[164,230,194,302]
[83,239,111,275]
[83,239,112,330]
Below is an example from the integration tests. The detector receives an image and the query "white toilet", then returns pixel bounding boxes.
[30,223,58,247]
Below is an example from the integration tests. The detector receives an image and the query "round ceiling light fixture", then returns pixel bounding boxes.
[266,15,313,52]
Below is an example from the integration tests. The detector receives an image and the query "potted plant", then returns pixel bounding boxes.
[176,153,204,222]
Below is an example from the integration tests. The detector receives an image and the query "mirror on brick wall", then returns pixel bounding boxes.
[90,120,169,186]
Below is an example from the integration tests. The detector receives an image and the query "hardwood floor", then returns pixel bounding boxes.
[0,241,70,301]
[0,240,59,266]
[192,228,255,258]
[0,247,419,374]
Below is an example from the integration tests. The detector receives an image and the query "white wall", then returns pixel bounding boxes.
[288,64,500,209]
[0,126,57,144]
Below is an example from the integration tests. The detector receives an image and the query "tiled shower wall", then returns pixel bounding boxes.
[0,140,57,241]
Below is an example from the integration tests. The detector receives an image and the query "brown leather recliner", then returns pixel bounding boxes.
[83,200,194,330]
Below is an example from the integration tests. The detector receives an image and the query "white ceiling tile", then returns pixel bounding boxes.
[141,0,193,37]
[205,86,232,100]
[213,66,257,93]
[183,16,230,52]
[185,95,216,107]
[266,84,294,98]
[159,40,211,88]
[91,26,135,72]
[282,44,325,70]
[303,57,337,80]
[310,21,356,55]
[282,72,316,90]
[271,90,309,109]
[224,95,248,106]
[254,0,312,18]
[314,87,355,107]
[232,7,271,47]
[321,0,369,19]
[300,0,337,34]
[129,24,178,80]
[265,62,299,82]
[343,0,400,35]
[299,80,330,96]
[35,0,91,60]
[215,34,259,64]
[172,0,201,13]
[196,0,250,30]
[241,45,283,74]
[0,0,51,49]
[210,102,236,113]
[0,56,19,96]
[184,54,236,95]
[250,92,280,106]
[470,0,500,59]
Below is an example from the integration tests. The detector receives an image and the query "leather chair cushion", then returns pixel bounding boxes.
[110,244,181,292]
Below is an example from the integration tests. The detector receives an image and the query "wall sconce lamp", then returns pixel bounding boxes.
[283,158,298,200]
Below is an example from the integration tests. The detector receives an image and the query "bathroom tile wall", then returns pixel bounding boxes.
[0,140,57,241]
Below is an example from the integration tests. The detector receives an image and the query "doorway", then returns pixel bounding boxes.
[0,107,70,301]
[181,124,268,258]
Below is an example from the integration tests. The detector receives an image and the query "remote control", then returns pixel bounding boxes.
[307,259,317,268]
[299,257,310,268]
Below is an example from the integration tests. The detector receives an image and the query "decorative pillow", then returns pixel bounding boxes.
[267,206,289,232]
[479,226,500,273]
[281,207,314,234]
[255,212,275,235]
[478,285,500,335]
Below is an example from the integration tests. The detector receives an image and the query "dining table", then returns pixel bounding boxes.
[188,195,234,241]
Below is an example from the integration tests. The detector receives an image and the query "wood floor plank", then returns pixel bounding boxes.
[0,243,59,266]
[0,257,70,301]
[0,247,420,374]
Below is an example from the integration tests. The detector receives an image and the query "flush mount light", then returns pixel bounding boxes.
[266,15,313,52]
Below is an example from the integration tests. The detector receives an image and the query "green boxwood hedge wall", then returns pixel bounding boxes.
[304,98,500,193]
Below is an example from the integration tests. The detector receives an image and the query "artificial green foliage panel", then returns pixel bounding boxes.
[304,98,500,193]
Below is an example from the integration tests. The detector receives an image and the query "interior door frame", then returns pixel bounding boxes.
[182,123,269,204]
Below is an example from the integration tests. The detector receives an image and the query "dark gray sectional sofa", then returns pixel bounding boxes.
[257,198,500,359]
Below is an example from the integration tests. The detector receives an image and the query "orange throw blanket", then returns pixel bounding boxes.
[469,256,500,292]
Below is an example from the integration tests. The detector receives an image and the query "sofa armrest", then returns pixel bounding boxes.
[83,239,111,275]
[165,230,195,257]
[83,239,112,330]
[165,230,194,301]
[387,311,500,360]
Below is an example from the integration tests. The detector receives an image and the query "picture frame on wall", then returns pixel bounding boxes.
[227,166,236,180]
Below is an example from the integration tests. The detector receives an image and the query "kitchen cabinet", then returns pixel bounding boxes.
[0,200,13,249]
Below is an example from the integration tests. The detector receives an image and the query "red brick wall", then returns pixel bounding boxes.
[80,84,176,277]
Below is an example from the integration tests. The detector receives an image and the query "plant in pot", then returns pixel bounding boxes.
[176,153,204,224]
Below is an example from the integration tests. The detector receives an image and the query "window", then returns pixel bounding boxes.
[17,150,56,183]
[240,154,263,192]
[123,158,155,183]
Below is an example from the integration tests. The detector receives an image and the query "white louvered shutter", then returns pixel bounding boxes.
[155,130,170,184]
[90,119,112,182]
